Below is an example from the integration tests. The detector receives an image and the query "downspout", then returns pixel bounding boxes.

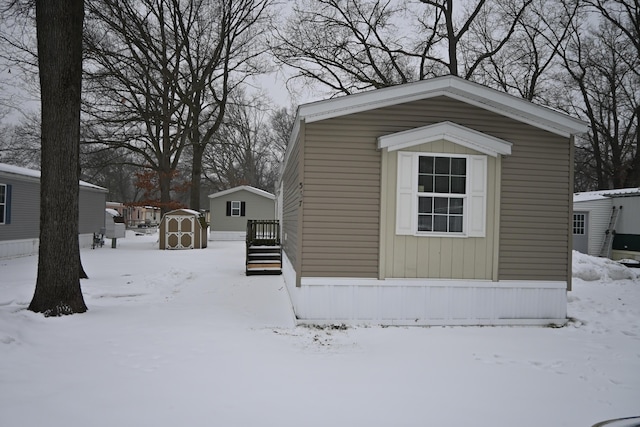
[492,155,502,282]
[567,135,575,291]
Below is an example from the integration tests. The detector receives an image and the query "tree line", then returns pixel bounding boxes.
[1,0,638,208]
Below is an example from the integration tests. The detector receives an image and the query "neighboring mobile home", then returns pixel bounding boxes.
[106,201,161,228]
[0,163,107,258]
[277,75,588,326]
[208,186,275,241]
[573,188,640,260]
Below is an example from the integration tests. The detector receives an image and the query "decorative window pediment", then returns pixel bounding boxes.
[378,121,512,157]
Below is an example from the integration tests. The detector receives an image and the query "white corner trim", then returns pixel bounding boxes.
[378,121,512,157]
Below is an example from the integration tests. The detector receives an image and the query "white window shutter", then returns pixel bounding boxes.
[396,152,415,235]
[467,155,487,237]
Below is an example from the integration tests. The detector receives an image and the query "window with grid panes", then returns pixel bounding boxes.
[573,213,586,235]
[417,156,466,233]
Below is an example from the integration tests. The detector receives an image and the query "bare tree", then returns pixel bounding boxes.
[28,0,87,316]
[559,9,639,190]
[471,0,579,102]
[82,0,273,213]
[269,106,295,155]
[270,0,415,96]
[582,0,640,188]
[0,114,40,167]
[83,0,190,214]
[270,0,534,96]
[417,0,533,78]
[203,91,284,193]
[0,1,39,119]
[175,0,273,211]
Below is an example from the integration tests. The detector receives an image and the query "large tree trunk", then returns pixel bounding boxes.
[29,0,87,316]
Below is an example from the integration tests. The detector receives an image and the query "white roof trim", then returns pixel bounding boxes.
[0,162,107,191]
[297,75,588,137]
[208,185,275,200]
[377,121,512,157]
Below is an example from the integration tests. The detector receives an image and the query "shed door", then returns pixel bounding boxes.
[165,215,195,249]
[573,211,589,254]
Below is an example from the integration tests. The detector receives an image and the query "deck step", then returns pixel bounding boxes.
[247,264,282,270]
[247,260,281,266]
[248,255,280,259]
[246,249,282,275]
[249,245,281,250]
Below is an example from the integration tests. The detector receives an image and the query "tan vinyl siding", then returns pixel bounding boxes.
[382,141,496,279]
[282,129,302,273]
[499,127,570,281]
[295,96,571,281]
[301,117,383,278]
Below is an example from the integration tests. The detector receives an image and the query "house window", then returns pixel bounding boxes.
[396,152,487,237]
[0,184,10,225]
[226,200,246,217]
[573,213,586,235]
[417,156,466,233]
[231,201,241,216]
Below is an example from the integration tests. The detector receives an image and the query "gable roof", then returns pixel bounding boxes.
[208,185,275,200]
[0,162,107,191]
[294,75,588,138]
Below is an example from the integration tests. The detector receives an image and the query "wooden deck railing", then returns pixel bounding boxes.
[246,220,280,247]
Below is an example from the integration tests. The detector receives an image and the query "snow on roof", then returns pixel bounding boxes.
[164,208,202,216]
[208,185,275,200]
[105,208,121,217]
[574,188,640,203]
[0,162,107,191]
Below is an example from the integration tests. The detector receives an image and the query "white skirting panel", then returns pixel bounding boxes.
[209,231,246,241]
[0,238,40,259]
[281,252,567,326]
[0,234,94,259]
[78,233,94,249]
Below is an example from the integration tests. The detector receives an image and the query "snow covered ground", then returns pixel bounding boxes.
[1,231,639,427]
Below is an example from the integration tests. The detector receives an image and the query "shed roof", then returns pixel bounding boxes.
[164,208,202,216]
[208,185,275,200]
[574,188,640,203]
[0,162,107,191]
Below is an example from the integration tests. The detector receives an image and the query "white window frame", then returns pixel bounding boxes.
[0,184,6,225]
[230,200,241,217]
[573,213,586,235]
[396,152,487,238]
